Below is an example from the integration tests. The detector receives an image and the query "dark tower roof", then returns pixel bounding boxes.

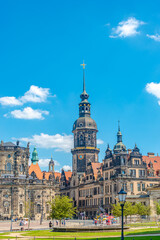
[49,154,54,164]
[130,143,142,157]
[113,121,126,154]
[73,61,97,132]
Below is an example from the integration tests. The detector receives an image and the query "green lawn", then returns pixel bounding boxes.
[0,237,159,240]
[21,228,160,237]
[1,228,160,240]
[127,221,159,227]
[27,238,160,240]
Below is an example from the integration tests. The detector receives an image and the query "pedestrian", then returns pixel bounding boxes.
[49,221,52,229]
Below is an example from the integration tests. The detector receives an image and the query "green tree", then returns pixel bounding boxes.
[155,201,160,215]
[50,195,77,226]
[111,202,121,217]
[112,202,137,220]
[136,202,150,216]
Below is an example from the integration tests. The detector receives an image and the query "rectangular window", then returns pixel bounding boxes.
[94,187,97,195]
[142,183,145,191]
[106,197,109,204]
[137,183,141,191]
[122,183,127,191]
[105,185,109,193]
[105,172,108,180]
[130,169,136,177]
[110,185,112,193]
[130,183,133,193]
[135,160,139,165]
[94,198,97,205]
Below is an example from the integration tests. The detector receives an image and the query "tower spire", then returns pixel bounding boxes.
[80,60,86,92]
[117,121,122,143]
[118,120,120,132]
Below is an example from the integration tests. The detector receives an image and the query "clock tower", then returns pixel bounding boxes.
[71,62,100,175]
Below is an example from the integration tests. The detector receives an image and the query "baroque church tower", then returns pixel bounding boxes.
[71,62,99,175]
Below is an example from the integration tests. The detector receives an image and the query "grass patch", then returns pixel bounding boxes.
[17,237,160,240]
[21,228,160,238]
[127,221,159,227]
[0,237,15,239]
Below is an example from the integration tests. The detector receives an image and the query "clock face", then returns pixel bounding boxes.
[4,201,9,207]
[78,154,84,160]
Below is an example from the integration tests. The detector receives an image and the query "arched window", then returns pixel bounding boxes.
[19,204,23,214]
[6,163,11,171]
[56,176,59,182]
[20,164,25,172]
[49,175,52,180]
[31,171,37,179]
[46,204,49,213]
[37,204,41,213]
[80,135,83,145]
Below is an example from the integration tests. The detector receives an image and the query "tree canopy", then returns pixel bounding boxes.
[50,195,76,223]
[112,201,150,217]
[155,201,160,215]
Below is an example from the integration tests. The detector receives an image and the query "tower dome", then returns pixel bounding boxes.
[31,147,39,165]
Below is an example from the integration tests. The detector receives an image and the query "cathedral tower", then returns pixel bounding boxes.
[71,62,99,174]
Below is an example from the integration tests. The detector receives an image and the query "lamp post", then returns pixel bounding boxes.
[118,188,127,240]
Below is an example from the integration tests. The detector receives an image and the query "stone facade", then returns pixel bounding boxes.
[0,141,59,220]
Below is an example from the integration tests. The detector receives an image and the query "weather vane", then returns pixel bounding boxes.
[80,60,86,69]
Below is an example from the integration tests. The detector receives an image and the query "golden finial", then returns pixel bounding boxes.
[80,60,86,69]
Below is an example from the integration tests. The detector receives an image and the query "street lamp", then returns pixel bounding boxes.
[118,188,127,240]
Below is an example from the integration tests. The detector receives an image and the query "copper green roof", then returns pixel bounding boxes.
[31,147,39,165]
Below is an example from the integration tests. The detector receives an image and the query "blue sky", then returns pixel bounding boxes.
[1,0,160,171]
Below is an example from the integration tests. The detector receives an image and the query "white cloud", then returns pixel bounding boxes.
[97,139,104,145]
[38,158,60,167]
[19,134,103,152]
[147,34,160,42]
[20,85,50,103]
[20,133,73,152]
[0,85,52,106]
[0,97,22,106]
[4,107,49,120]
[62,165,72,171]
[110,17,145,38]
[146,82,160,105]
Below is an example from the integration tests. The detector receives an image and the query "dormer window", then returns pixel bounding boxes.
[135,160,139,165]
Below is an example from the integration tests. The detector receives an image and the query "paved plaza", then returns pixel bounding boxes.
[0,220,51,232]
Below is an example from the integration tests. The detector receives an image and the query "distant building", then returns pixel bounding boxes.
[0,142,60,220]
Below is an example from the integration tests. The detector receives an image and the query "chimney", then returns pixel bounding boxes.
[128,149,132,155]
[147,152,155,157]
